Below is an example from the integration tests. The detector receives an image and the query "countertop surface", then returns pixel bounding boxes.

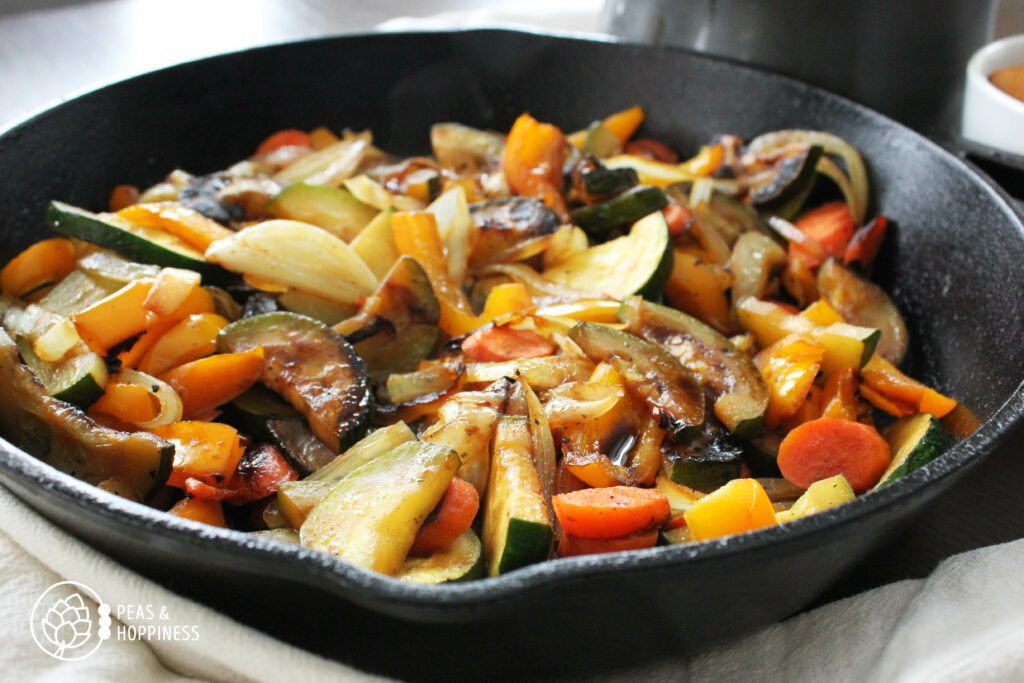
[1,0,1023,671]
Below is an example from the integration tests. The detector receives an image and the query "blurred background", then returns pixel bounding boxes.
[1,0,1022,131]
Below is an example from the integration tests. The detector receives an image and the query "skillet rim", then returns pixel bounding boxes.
[0,27,1022,615]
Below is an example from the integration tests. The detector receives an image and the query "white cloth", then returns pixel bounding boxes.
[2,483,1022,682]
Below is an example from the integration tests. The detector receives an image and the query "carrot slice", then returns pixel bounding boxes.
[552,486,670,540]
[662,204,692,236]
[410,477,480,556]
[789,201,855,268]
[503,113,569,220]
[255,128,311,156]
[777,417,890,493]
[558,528,659,557]
[462,326,556,362]
[185,443,296,504]
[0,238,76,298]
[108,184,140,211]
[168,497,226,527]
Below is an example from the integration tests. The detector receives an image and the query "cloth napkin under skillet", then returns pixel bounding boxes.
[1,482,1022,682]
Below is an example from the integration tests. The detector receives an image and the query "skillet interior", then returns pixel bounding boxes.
[0,29,1022,679]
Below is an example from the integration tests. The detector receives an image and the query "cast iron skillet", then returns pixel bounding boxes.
[1,30,1023,680]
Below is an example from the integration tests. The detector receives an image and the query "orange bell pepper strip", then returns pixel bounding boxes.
[0,238,76,298]
[754,334,825,428]
[553,486,670,540]
[150,421,245,489]
[409,477,480,556]
[87,382,160,425]
[679,144,725,177]
[843,216,889,268]
[117,286,215,370]
[503,113,569,221]
[72,279,156,354]
[160,348,265,418]
[820,367,860,421]
[664,249,733,334]
[602,105,645,143]
[859,355,957,418]
[392,211,480,336]
[558,528,659,557]
[119,202,234,252]
[138,313,228,376]
[168,497,226,527]
[478,282,533,323]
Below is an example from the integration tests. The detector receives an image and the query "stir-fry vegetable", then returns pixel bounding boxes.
[0,106,965,581]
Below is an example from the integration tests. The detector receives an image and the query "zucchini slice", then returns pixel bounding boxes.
[0,329,171,500]
[749,145,823,219]
[582,166,639,196]
[266,417,337,475]
[544,210,673,300]
[332,256,440,377]
[570,185,668,236]
[15,337,107,409]
[619,297,769,438]
[469,197,560,265]
[218,312,371,452]
[398,530,485,584]
[483,416,553,576]
[46,201,213,275]
[874,414,952,489]
[818,259,909,365]
[569,321,705,441]
[664,432,744,492]
[300,441,459,574]
[267,183,378,242]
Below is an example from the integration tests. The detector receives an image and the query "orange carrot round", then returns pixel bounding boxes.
[552,486,670,540]
[410,477,480,556]
[255,128,311,156]
[778,417,890,493]
[558,528,659,558]
[461,326,556,362]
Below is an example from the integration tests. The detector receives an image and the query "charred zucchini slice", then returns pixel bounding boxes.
[0,329,171,500]
[569,321,705,441]
[332,256,439,377]
[482,416,553,576]
[748,145,823,219]
[664,431,744,492]
[300,441,459,574]
[818,258,909,365]
[570,185,668,236]
[874,414,952,489]
[468,197,560,264]
[218,312,371,452]
[619,297,768,438]
[398,530,485,584]
[582,166,639,196]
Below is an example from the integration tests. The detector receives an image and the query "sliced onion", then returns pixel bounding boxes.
[689,178,714,207]
[816,156,860,224]
[475,263,605,301]
[748,130,868,224]
[119,368,183,428]
[519,377,556,508]
[542,381,624,429]
[34,318,81,362]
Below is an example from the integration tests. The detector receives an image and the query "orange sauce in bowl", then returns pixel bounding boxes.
[990,66,1024,103]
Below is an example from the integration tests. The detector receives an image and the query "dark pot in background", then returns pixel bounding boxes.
[602,0,998,136]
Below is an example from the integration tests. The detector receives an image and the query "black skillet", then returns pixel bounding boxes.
[0,30,1023,681]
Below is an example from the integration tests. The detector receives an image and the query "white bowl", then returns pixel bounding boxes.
[962,34,1024,156]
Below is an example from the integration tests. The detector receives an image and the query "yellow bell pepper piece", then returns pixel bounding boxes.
[776,474,855,523]
[568,105,644,149]
[152,421,244,489]
[87,382,159,425]
[535,299,621,324]
[860,355,957,418]
[138,312,228,376]
[800,299,845,326]
[117,286,215,370]
[72,279,156,354]
[479,282,533,323]
[160,347,265,418]
[665,249,733,334]
[168,497,226,527]
[683,478,777,541]
[0,238,76,298]
[755,333,824,428]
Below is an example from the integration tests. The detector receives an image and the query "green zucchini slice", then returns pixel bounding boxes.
[874,413,952,489]
[15,337,107,409]
[582,166,639,196]
[482,416,553,576]
[46,201,213,275]
[267,183,378,242]
[398,530,485,584]
[218,312,370,452]
[300,441,459,574]
[544,210,673,300]
[749,145,823,219]
[619,297,769,438]
[664,432,744,492]
[569,321,705,441]
[571,185,668,236]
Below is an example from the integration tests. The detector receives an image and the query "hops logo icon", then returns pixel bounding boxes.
[30,581,111,661]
